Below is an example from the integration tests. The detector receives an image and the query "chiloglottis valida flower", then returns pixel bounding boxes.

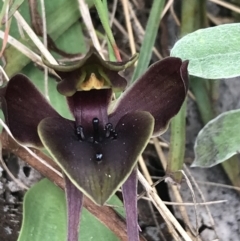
[2,47,188,241]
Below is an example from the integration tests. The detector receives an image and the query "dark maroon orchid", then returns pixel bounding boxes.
[3,48,188,241]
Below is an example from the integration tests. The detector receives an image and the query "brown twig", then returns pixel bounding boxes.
[0,131,146,241]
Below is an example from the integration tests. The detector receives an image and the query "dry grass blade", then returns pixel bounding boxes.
[184,164,220,240]
[138,170,192,241]
[153,138,200,239]
[171,184,198,238]
[127,1,162,59]
[138,155,167,240]
[209,0,240,14]
[179,170,200,237]
[0,65,9,82]
[170,3,180,26]
[13,11,57,64]
[0,147,29,190]
[77,0,102,56]
[207,12,233,25]
[0,30,57,76]
[163,200,227,206]
[140,198,228,206]
[0,31,40,63]
[153,137,167,169]
[39,0,49,100]
[0,2,11,57]
[197,180,240,191]
[121,0,136,55]
[138,156,182,240]
[161,0,174,19]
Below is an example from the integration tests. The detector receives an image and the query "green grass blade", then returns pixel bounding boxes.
[7,0,25,21]
[93,0,118,60]
[131,0,165,82]
[0,0,10,28]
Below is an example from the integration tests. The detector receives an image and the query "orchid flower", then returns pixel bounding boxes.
[3,48,188,241]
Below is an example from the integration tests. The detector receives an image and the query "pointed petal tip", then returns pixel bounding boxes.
[64,175,83,241]
[5,74,59,148]
[122,169,139,241]
[110,57,189,135]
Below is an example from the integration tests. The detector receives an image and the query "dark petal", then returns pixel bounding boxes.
[5,74,60,148]
[56,72,81,97]
[109,57,189,135]
[67,89,112,135]
[65,174,83,241]
[0,85,7,97]
[38,111,154,205]
[122,168,139,241]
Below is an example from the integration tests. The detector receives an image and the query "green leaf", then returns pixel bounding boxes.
[54,22,86,55]
[2,0,90,76]
[192,109,240,167]
[18,178,121,241]
[171,23,240,79]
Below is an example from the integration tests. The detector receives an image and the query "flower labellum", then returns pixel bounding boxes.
[3,47,188,241]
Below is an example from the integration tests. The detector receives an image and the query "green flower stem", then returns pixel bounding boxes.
[131,0,165,82]
[167,100,186,182]
[168,0,209,182]
[180,0,214,125]
[221,156,240,188]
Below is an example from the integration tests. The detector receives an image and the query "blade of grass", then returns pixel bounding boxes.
[14,11,57,64]
[121,0,136,56]
[131,0,165,82]
[93,0,120,61]
[0,15,12,57]
[0,0,10,28]
[4,0,25,23]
